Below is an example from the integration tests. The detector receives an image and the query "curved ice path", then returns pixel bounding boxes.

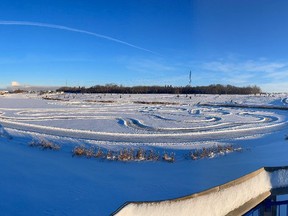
[0,103,286,143]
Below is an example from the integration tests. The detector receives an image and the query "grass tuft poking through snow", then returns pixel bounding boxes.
[189,145,242,160]
[29,139,60,150]
[72,146,175,162]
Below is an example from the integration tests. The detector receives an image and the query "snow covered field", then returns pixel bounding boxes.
[1,93,288,215]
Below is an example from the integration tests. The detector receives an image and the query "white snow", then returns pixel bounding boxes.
[270,169,288,188]
[116,169,288,216]
[116,170,272,216]
[0,124,12,139]
[1,93,288,215]
[0,93,287,144]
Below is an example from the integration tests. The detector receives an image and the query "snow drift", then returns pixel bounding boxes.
[0,124,12,139]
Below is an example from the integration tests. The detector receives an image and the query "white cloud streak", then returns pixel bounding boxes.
[202,60,286,74]
[0,20,156,54]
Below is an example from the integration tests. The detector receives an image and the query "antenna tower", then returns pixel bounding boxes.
[189,70,192,86]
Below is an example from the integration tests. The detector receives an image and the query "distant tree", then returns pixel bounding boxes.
[57,84,262,95]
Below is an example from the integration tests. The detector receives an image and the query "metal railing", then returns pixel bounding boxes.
[244,195,288,216]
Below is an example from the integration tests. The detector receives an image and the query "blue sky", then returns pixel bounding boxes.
[0,0,287,92]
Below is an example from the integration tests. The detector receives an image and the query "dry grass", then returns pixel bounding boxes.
[134,101,179,105]
[72,146,175,162]
[189,145,242,160]
[27,140,240,163]
[84,100,116,103]
[42,96,66,101]
[29,139,60,150]
[162,152,175,163]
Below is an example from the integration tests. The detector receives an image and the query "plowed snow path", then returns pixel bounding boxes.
[0,94,286,143]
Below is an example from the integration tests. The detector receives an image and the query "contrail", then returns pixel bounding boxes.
[0,20,156,54]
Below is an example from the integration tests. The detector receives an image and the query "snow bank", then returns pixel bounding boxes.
[115,168,288,216]
[0,124,12,139]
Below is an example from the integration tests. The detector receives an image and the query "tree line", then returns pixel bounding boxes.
[57,84,261,95]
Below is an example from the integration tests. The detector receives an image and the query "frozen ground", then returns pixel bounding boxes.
[1,93,288,215]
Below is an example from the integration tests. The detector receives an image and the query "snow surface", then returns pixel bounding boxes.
[1,93,288,215]
[270,169,288,188]
[115,171,272,216]
[116,169,288,216]
[0,93,287,144]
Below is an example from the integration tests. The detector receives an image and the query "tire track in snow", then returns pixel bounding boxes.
[0,117,286,143]
[0,101,286,143]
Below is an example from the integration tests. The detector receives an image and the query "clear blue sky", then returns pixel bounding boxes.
[0,0,288,92]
